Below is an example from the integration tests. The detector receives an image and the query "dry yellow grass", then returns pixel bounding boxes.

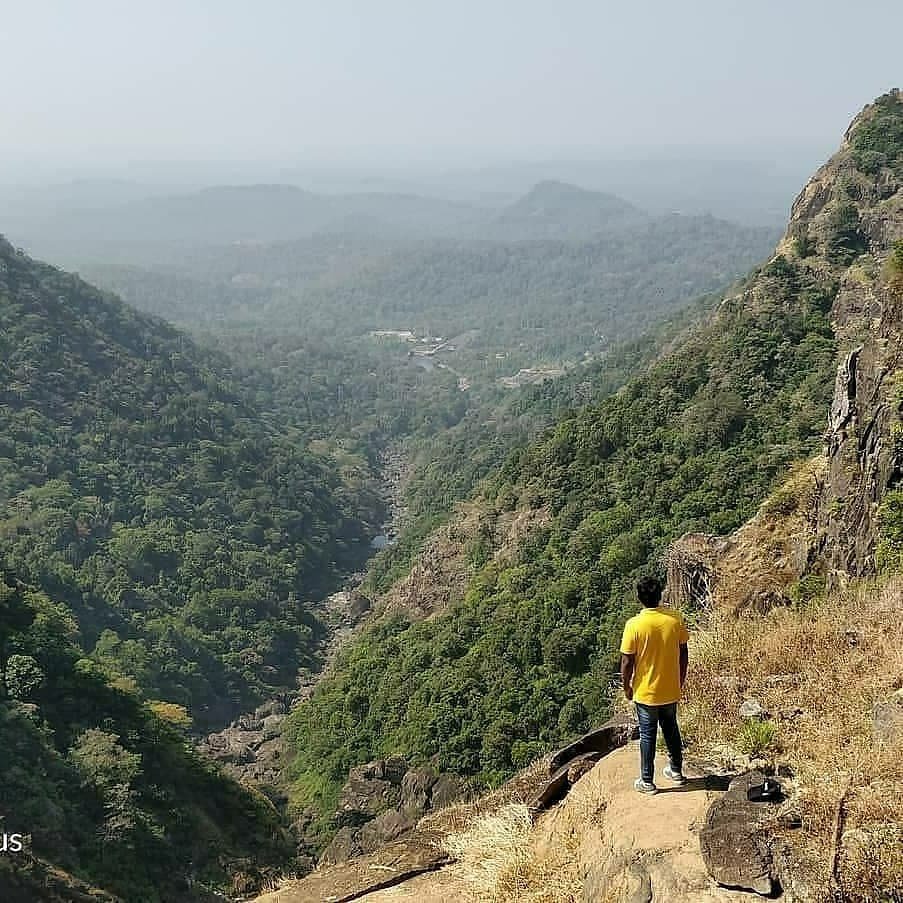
[441,801,586,903]
[683,575,903,900]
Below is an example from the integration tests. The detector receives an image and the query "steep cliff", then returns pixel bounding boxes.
[779,89,903,579]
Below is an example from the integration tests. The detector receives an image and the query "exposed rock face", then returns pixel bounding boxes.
[379,503,550,619]
[781,92,903,580]
[199,694,293,789]
[322,758,466,865]
[335,757,408,828]
[665,460,822,615]
[700,771,780,896]
[259,837,450,903]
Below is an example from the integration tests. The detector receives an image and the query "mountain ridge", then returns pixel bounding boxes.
[8,179,655,250]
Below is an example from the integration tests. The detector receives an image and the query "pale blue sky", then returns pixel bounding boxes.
[1,0,901,167]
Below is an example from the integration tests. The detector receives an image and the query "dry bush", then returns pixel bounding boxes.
[442,802,585,903]
[683,576,903,898]
[420,755,552,836]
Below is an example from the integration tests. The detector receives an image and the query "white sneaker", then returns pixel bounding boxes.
[663,765,687,784]
[634,778,657,794]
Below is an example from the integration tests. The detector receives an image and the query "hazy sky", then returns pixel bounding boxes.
[1,0,901,169]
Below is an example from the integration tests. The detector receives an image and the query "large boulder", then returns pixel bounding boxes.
[334,758,408,828]
[700,771,780,896]
[401,765,439,811]
[359,807,421,852]
[430,773,466,809]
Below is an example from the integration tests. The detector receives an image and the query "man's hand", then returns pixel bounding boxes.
[679,642,689,689]
[620,653,635,703]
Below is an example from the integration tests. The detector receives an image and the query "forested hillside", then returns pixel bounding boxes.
[78,215,776,526]
[277,93,903,871]
[0,570,293,901]
[0,238,372,727]
[282,251,837,826]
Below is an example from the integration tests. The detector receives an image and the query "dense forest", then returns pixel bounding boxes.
[0,238,376,728]
[78,210,776,520]
[0,570,292,900]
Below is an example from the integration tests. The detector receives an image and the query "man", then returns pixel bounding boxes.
[620,575,689,793]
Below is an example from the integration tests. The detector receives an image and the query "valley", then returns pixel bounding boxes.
[1,82,902,903]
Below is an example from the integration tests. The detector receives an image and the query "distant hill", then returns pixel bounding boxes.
[5,183,486,250]
[8,179,655,255]
[486,179,647,238]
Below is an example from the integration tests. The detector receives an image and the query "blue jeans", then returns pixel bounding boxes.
[635,702,683,784]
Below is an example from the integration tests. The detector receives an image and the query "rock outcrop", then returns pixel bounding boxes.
[782,91,903,580]
[665,459,822,615]
[321,758,466,865]
[699,771,782,896]
[257,836,451,903]
[530,714,638,812]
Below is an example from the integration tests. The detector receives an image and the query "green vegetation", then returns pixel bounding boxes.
[82,218,773,541]
[885,239,903,295]
[788,573,827,606]
[0,237,373,725]
[0,572,291,900]
[283,257,837,829]
[791,224,816,259]
[877,490,903,572]
[850,90,903,176]
[825,202,868,265]
[735,719,779,757]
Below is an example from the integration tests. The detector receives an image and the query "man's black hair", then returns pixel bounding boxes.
[636,575,664,607]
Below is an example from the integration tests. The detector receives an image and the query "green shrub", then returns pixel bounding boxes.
[851,92,903,176]
[3,654,45,700]
[788,573,826,605]
[885,240,903,296]
[736,719,779,756]
[792,226,816,259]
[877,490,903,573]
[825,203,868,265]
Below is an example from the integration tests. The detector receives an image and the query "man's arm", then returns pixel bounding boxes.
[621,653,635,700]
[679,642,689,688]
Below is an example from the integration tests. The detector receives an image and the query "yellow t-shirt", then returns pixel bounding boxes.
[620,606,689,705]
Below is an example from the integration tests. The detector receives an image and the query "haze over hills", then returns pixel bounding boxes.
[8,177,771,265]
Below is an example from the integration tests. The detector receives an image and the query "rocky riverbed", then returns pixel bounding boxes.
[199,444,410,796]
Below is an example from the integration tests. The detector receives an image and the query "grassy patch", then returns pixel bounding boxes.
[685,576,903,898]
